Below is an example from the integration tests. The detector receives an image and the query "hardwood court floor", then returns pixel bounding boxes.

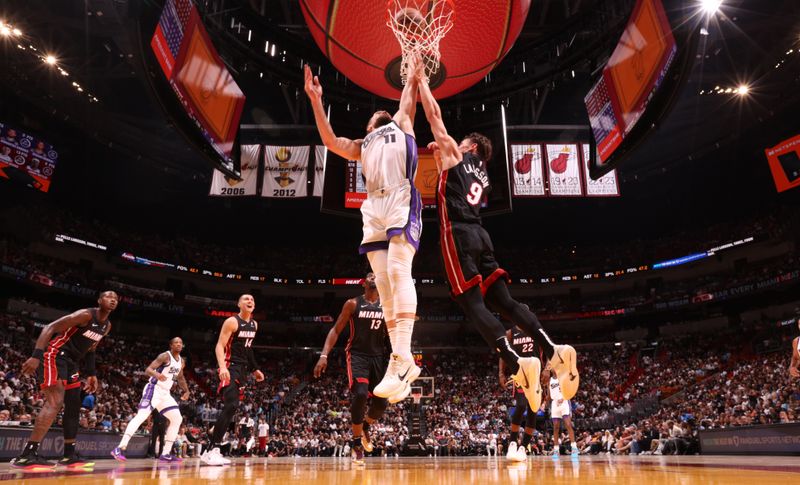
[1,455,799,484]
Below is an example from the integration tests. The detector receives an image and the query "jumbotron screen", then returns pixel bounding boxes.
[585,0,676,165]
[150,0,245,162]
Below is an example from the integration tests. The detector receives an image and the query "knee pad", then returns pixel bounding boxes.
[367,250,394,321]
[388,237,416,314]
[350,383,369,425]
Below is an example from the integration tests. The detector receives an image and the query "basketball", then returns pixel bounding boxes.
[395,7,427,36]
[299,0,532,100]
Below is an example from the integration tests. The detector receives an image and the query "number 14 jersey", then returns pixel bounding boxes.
[225,315,258,369]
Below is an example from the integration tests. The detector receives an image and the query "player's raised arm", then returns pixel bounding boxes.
[304,65,363,160]
[393,58,419,136]
[413,59,461,172]
[314,298,358,378]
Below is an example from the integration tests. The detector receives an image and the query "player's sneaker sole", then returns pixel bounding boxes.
[505,442,518,460]
[514,357,542,411]
[373,357,421,398]
[512,447,527,462]
[388,382,412,403]
[552,345,579,400]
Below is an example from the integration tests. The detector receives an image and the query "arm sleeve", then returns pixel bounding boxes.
[84,351,97,376]
[247,347,259,371]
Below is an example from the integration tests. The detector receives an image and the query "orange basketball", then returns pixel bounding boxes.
[300,0,532,100]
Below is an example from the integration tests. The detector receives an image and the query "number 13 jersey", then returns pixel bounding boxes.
[438,152,491,224]
[346,295,386,356]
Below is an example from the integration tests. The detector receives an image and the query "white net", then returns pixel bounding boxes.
[386,0,455,84]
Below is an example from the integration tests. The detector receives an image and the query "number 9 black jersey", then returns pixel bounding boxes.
[345,296,386,356]
[225,315,258,369]
[437,152,491,224]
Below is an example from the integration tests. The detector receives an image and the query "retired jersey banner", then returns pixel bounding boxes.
[209,144,259,196]
[581,144,620,196]
[545,144,583,196]
[313,146,326,197]
[262,145,309,198]
[764,134,800,193]
[509,144,546,197]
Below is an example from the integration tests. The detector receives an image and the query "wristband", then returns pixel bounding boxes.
[319,355,328,359]
[31,349,44,360]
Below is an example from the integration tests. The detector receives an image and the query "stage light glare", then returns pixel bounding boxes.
[0,25,11,36]
[44,55,57,65]
[700,0,722,15]
[736,85,749,96]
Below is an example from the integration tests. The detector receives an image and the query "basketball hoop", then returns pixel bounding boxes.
[411,390,423,404]
[386,0,455,85]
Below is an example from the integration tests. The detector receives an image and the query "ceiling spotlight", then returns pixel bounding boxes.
[736,85,749,95]
[0,25,11,36]
[12,28,21,36]
[44,55,57,65]
[700,0,722,15]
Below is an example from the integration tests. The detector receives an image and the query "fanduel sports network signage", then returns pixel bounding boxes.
[699,423,800,455]
[0,427,149,459]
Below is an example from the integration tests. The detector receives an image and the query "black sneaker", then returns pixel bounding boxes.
[58,453,95,468]
[351,446,365,465]
[10,453,56,471]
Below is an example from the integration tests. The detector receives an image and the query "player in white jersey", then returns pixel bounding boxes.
[544,366,577,457]
[789,318,799,379]
[111,337,190,463]
[304,58,423,400]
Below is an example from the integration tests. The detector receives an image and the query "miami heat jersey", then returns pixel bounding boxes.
[509,328,542,360]
[360,121,417,193]
[345,296,386,356]
[151,352,182,391]
[225,315,258,369]
[437,152,491,224]
[49,309,110,361]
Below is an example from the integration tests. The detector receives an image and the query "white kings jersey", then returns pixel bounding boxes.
[360,121,417,193]
[151,352,182,391]
[549,376,564,402]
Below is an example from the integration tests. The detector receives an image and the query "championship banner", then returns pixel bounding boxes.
[313,146,326,197]
[262,145,309,198]
[764,134,800,193]
[581,144,620,196]
[545,144,583,196]
[209,144,259,196]
[509,144,546,197]
[0,122,58,193]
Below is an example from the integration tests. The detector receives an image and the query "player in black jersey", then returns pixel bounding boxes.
[12,291,118,471]
[313,273,391,465]
[201,294,265,466]
[499,325,545,462]
[413,59,579,412]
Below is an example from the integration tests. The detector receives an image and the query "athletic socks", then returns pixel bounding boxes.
[63,442,76,457]
[394,317,415,362]
[509,430,519,445]
[22,441,39,456]
[521,433,533,447]
[495,337,520,374]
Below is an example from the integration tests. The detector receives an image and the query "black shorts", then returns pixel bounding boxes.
[346,353,387,392]
[37,351,81,390]
[440,222,510,297]
[218,364,246,401]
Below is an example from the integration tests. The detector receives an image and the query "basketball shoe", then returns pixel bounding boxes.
[505,441,518,460]
[58,453,94,468]
[513,444,528,462]
[110,447,126,462]
[387,381,413,404]
[362,423,374,453]
[10,453,55,471]
[550,345,579,400]
[351,446,365,465]
[200,447,230,466]
[512,357,542,411]
[373,353,420,398]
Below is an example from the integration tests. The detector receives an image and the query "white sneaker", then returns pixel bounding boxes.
[200,447,229,466]
[550,345,579,400]
[513,445,528,462]
[512,357,542,411]
[373,354,420,398]
[388,382,412,404]
[506,441,518,460]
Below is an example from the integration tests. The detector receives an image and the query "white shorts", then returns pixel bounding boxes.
[551,399,571,419]
[358,180,422,254]
[138,383,179,413]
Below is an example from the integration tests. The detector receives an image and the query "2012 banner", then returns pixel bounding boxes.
[262,145,309,198]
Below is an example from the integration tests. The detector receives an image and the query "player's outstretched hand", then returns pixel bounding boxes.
[218,367,231,384]
[427,141,439,152]
[313,358,328,378]
[498,372,507,389]
[157,373,168,382]
[84,376,98,394]
[304,65,323,102]
[253,370,265,382]
[408,54,425,82]
[181,391,191,401]
[21,357,40,376]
